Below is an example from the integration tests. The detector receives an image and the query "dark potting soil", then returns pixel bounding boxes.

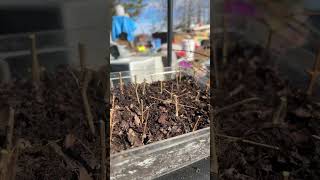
[0,65,107,180]
[111,76,210,154]
[215,43,320,180]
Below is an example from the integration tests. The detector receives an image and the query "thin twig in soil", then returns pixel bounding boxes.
[49,142,79,169]
[29,33,41,84]
[100,120,106,180]
[192,116,201,132]
[307,47,320,95]
[110,95,116,143]
[265,28,273,51]
[160,81,163,94]
[176,73,179,90]
[312,135,320,141]
[134,75,137,85]
[149,96,197,109]
[212,37,220,88]
[149,96,172,104]
[76,139,94,156]
[180,104,198,109]
[174,95,179,117]
[283,171,290,180]
[211,126,219,176]
[223,13,229,65]
[217,134,280,150]
[143,79,146,95]
[214,97,260,114]
[195,91,200,101]
[272,96,287,125]
[164,89,172,96]
[228,84,245,98]
[119,72,123,94]
[206,80,210,93]
[171,84,174,99]
[178,92,191,97]
[67,66,80,88]
[78,43,86,74]
[142,109,150,142]
[143,103,156,114]
[141,100,144,124]
[135,84,140,104]
[7,107,15,150]
[82,70,95,135]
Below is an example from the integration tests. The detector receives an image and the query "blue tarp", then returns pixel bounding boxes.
[112,16,137,42]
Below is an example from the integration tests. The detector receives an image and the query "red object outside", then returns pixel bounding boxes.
[176,51,186,58]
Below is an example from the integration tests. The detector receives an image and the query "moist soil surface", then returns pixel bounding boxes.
[111,76,210,154]
[0,66,107,180]
[215,43,320,180]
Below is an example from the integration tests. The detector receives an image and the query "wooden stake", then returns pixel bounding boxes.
[100,120,106,180]
[192,116,201,132]
[29,33,40,84]
[143,79,146,95]
[81,70,95,135]
[119,72,123,94]
[174,95,179,117]
[7,107,15,149]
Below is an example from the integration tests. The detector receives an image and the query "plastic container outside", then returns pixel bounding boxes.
[110,67,210,180]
